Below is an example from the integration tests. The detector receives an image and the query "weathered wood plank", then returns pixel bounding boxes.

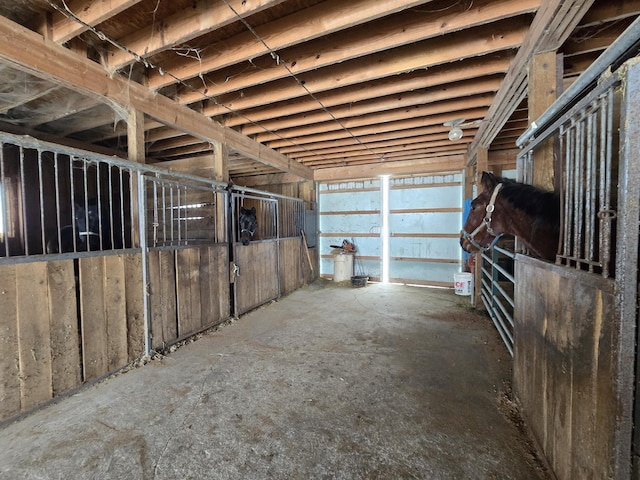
[47,259,81,396]
[514,258,619,480]
[176,247,202,338]
[103,255,128,371]
[0,264,20,421]
[235,241,278,315]
[148,250,178,350]
[279,237,302,295]
[198,246,216,328]
[79,256,107,381]
[215,245,231,321]
[16,262,53,410]
[124,253,145,360]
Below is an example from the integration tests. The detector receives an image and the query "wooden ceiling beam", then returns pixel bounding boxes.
[47,0,142,44]
[278,125,453,154]
[147,0,431,90]
[223,55,512,128]
[578,0,640,27]
[202,21,528,118]
[255,95,493,143]
[302,143,471,165]
[266,107,490,148]
[175,0,537,105]
[107,0,286,70]
[290,131,478,160]
[0,15,313,180]
[239,77,501,136]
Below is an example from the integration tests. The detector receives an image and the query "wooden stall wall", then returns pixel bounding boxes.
[148,244,230,351]
[278,237,315,295]
[513,256,620,479]
[234,240,279,315]
[0,253,144,424]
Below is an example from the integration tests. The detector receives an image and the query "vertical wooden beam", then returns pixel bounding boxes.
[474,148,489,308]
[212,141,229,184]
[127,109,146,164]
[464,164,474,200]
[476,148,489,183]
[128,108,145,248]
[212,141,229,243]
[529,51,558,190]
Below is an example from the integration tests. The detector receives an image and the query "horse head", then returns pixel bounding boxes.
[460,172,560,261]
[239,206,257,245]
[74,198,101,250]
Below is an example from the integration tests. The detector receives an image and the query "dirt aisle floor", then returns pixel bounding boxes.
[0,281,550,480]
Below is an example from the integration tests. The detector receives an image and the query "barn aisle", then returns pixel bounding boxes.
[0,282,549,480]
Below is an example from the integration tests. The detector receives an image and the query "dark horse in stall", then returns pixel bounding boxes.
[460,171,560,261]
[46,198,113,253]
[239,206,257,246]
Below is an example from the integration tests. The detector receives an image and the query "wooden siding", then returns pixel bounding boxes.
[148,244,230,350]
[513,256,621,479]
[278,237,316,295]
[235,240,279,315]
[0,253,145,423]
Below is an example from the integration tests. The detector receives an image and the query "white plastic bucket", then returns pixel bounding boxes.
[453,272,473,295]
[333,253,354,282]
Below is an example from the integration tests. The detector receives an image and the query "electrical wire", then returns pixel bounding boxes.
[45,0,347,165]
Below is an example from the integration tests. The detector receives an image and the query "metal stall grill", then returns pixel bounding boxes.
[518,71,618,279]
[0,139,135,258]
[480,242,515,356]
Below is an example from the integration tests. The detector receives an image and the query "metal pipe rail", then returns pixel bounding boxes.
[480,244,516,356]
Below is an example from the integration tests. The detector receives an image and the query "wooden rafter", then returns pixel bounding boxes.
[0,14,313,179]
[146,0,431,90]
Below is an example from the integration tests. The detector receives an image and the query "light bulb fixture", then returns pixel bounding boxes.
[448,126,463,141]
[444,118,482,141]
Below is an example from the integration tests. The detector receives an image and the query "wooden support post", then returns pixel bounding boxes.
[473,148,489,308]
[212,141,229,243]
[528,51,559,190]
[464,164,474,200]
[127,108,145,248]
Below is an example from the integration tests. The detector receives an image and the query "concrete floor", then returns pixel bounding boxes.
[0,281,550,480]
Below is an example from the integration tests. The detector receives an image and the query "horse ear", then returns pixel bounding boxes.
[481,171,498,192]
[250,207,256,214]
[240,207,247,214]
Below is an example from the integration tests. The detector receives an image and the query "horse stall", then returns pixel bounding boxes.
[0,132,234,424]
[229,186,309,316]
[505,56,640,477]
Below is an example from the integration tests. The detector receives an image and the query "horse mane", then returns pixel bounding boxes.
[494,177,560,231]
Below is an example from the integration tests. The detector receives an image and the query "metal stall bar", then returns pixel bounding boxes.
[518,72,619,278]
[480,244,516,356]
[615,59,640,480]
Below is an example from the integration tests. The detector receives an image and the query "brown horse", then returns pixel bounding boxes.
[460,172,560,261]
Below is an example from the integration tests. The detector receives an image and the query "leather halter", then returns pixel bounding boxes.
[462,183,503,251]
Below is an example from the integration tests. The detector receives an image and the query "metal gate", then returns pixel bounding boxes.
[229,186,306,316]
[142,170,230,350]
